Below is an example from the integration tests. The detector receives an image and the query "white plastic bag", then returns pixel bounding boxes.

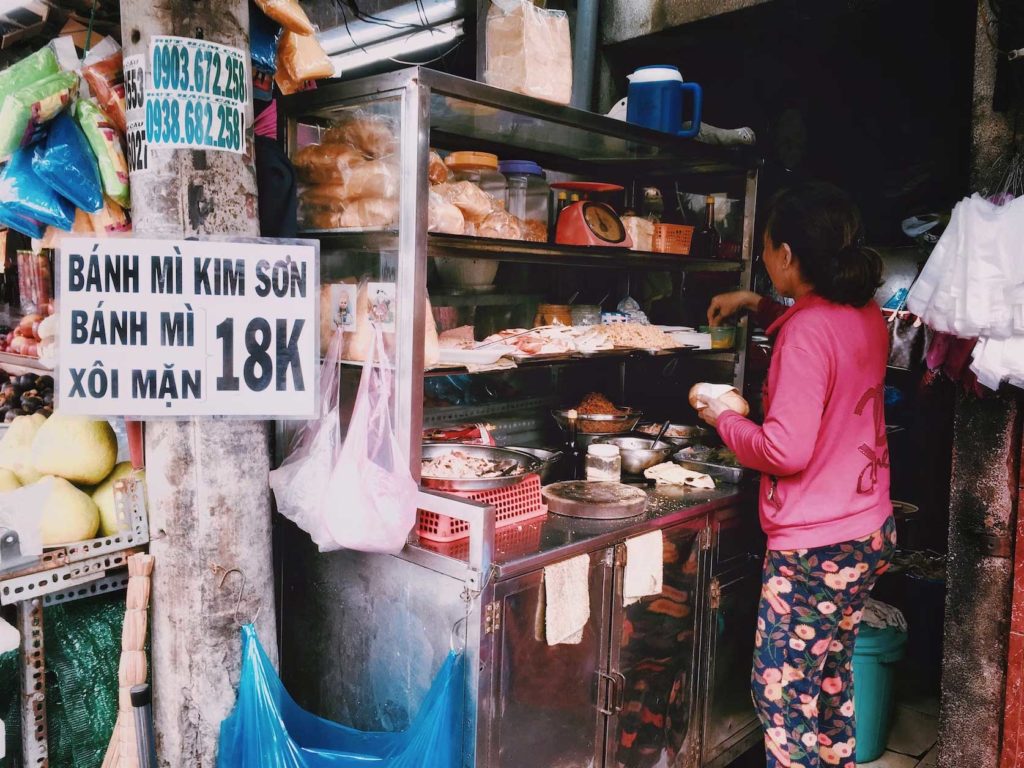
[323,323,418,553]
[269,329,344,550]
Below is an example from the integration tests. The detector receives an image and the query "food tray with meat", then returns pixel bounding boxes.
[551,392,643,435]
[420,443,542,490]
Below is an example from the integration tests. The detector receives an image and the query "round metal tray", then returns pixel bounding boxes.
[542,481,648,520]
[420,442,542,491]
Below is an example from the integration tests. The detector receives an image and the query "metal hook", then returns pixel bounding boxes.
[450,615,467,654]
[214,566,261,627]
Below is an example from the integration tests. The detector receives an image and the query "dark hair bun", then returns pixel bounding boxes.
[829,245,883,306]
[765,182,884,307]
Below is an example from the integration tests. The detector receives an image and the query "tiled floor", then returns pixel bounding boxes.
[856,691,940,767]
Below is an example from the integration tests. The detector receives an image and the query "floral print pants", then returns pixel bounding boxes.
[752,517,896,768]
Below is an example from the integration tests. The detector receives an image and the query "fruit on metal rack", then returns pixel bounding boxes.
[93,462,144,537]
[37,476,100,545]
[31,413,118,485]
[0,413,46,484]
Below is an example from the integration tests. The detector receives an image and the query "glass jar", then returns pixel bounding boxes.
[570,305,602,326]
[586,443,621,482]
[534,303,572,327]
[500,160,549,242]
[446,151,507,208]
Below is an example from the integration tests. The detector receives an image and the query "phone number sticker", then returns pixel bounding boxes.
[146,36,247,154]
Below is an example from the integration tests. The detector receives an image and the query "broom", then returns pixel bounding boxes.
[102,553,155,768]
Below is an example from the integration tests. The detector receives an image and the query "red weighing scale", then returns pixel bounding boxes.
[552,182,633,249]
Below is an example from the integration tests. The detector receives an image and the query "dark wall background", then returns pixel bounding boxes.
[601,0,978,246]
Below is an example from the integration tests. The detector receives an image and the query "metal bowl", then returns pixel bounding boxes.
[504,446,564,484]
[595,435,676,476]
[551,407,643,435]
[636,422,707,447]
[420,443,542,491]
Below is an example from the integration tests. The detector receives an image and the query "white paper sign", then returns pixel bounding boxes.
[57,238,319,418]
[145,36,248,154]
[124,53,148,173]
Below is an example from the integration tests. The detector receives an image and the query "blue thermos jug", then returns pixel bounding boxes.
[626,65,703,139]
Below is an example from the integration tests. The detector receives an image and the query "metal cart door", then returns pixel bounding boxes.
[484,547,613,768]
[605,518,709,768]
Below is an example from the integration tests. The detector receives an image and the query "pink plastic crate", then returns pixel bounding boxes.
[417,474,548,543]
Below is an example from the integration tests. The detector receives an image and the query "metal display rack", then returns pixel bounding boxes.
[1,475,149,766]
[283,68,765,768]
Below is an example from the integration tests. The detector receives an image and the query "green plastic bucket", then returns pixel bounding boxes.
[853,624,908,763]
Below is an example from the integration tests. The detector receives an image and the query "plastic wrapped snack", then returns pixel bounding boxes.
[428,150,449,185]
[428,190,465,235]
[255,0,314,35]
[293,142,363,183]
[89,196,132,236]
[40,208,95,248]
[32,112,104,213]
[478,209,522,240]
[278,30,333,83]
[299,161,398,206]
[338,197,398,229]
[0,70,79,161]
[274,67,306,97]
[434,181,496,224]
[0,147,75,231]
[323,113,397,159]
[0,46,59,102]
[301,208,345,230]
[82,39,127,134]
[75,99,131,208]
[485,0,572,105]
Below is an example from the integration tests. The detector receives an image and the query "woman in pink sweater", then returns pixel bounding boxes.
[698,183,895,768]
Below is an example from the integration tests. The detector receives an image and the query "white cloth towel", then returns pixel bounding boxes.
[623,530,664,607]
[0,616,17,654]
[544,554,591,646]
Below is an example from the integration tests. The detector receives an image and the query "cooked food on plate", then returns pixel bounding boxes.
[638,423,702,439]
[421,449,521,478]
[601,323,677,350]
[644,462,716,489]
[577,392,625,417]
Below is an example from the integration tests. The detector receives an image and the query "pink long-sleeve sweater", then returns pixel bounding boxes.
[716,294,893,550]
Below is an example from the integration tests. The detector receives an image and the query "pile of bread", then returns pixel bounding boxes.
[295,113,400,230]
[428,153,545,242]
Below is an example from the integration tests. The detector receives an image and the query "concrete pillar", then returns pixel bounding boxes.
[119,2,277,765]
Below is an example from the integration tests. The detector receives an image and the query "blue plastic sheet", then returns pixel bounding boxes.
[0,146,75,231]
[0,205,44,238]
[217,624,465,767]
[32,112,104,213]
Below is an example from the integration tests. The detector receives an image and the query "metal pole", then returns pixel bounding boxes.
[130,684,158,768]
[571,0,600,110]
[119,2,278,765]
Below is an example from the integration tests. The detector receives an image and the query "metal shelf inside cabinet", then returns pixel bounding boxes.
[310,230,744,272]
[423,347,739,377]
[284,68,755,172]
[429,235,745,270]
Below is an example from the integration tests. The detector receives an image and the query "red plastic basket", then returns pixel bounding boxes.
[418,519,545,561]
[417,474,548,543]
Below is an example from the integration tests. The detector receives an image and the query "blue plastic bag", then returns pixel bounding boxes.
[217,624,465,767]
[0,204,44,238]
[250,1,281,101]
[0,146,75,231]
[32,112,104,213]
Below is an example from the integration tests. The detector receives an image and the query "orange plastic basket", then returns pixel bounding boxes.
[651,224,695,255]
[417,474,548,543]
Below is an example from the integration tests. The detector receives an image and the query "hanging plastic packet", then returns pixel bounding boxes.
[39,208,95,250]
[0,70,79,161]
[0,147,75,231]
[90,196,132,236]
[250,1,282,101]
[75,99,131,209]
[0,45,59,106]
[82,38,128,134]
[32,112,104,213]
[0,206,44,239]
[277,31,333,83]
[255,0,314,35]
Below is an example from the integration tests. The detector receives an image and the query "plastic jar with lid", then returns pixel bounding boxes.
[499,160,549,242]
[446,151,506,208]
[586,443,621,482]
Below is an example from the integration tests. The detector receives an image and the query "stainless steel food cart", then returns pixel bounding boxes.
[280,67,764,768]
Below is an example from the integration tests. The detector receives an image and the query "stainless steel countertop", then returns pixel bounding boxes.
[414,483,745,580]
